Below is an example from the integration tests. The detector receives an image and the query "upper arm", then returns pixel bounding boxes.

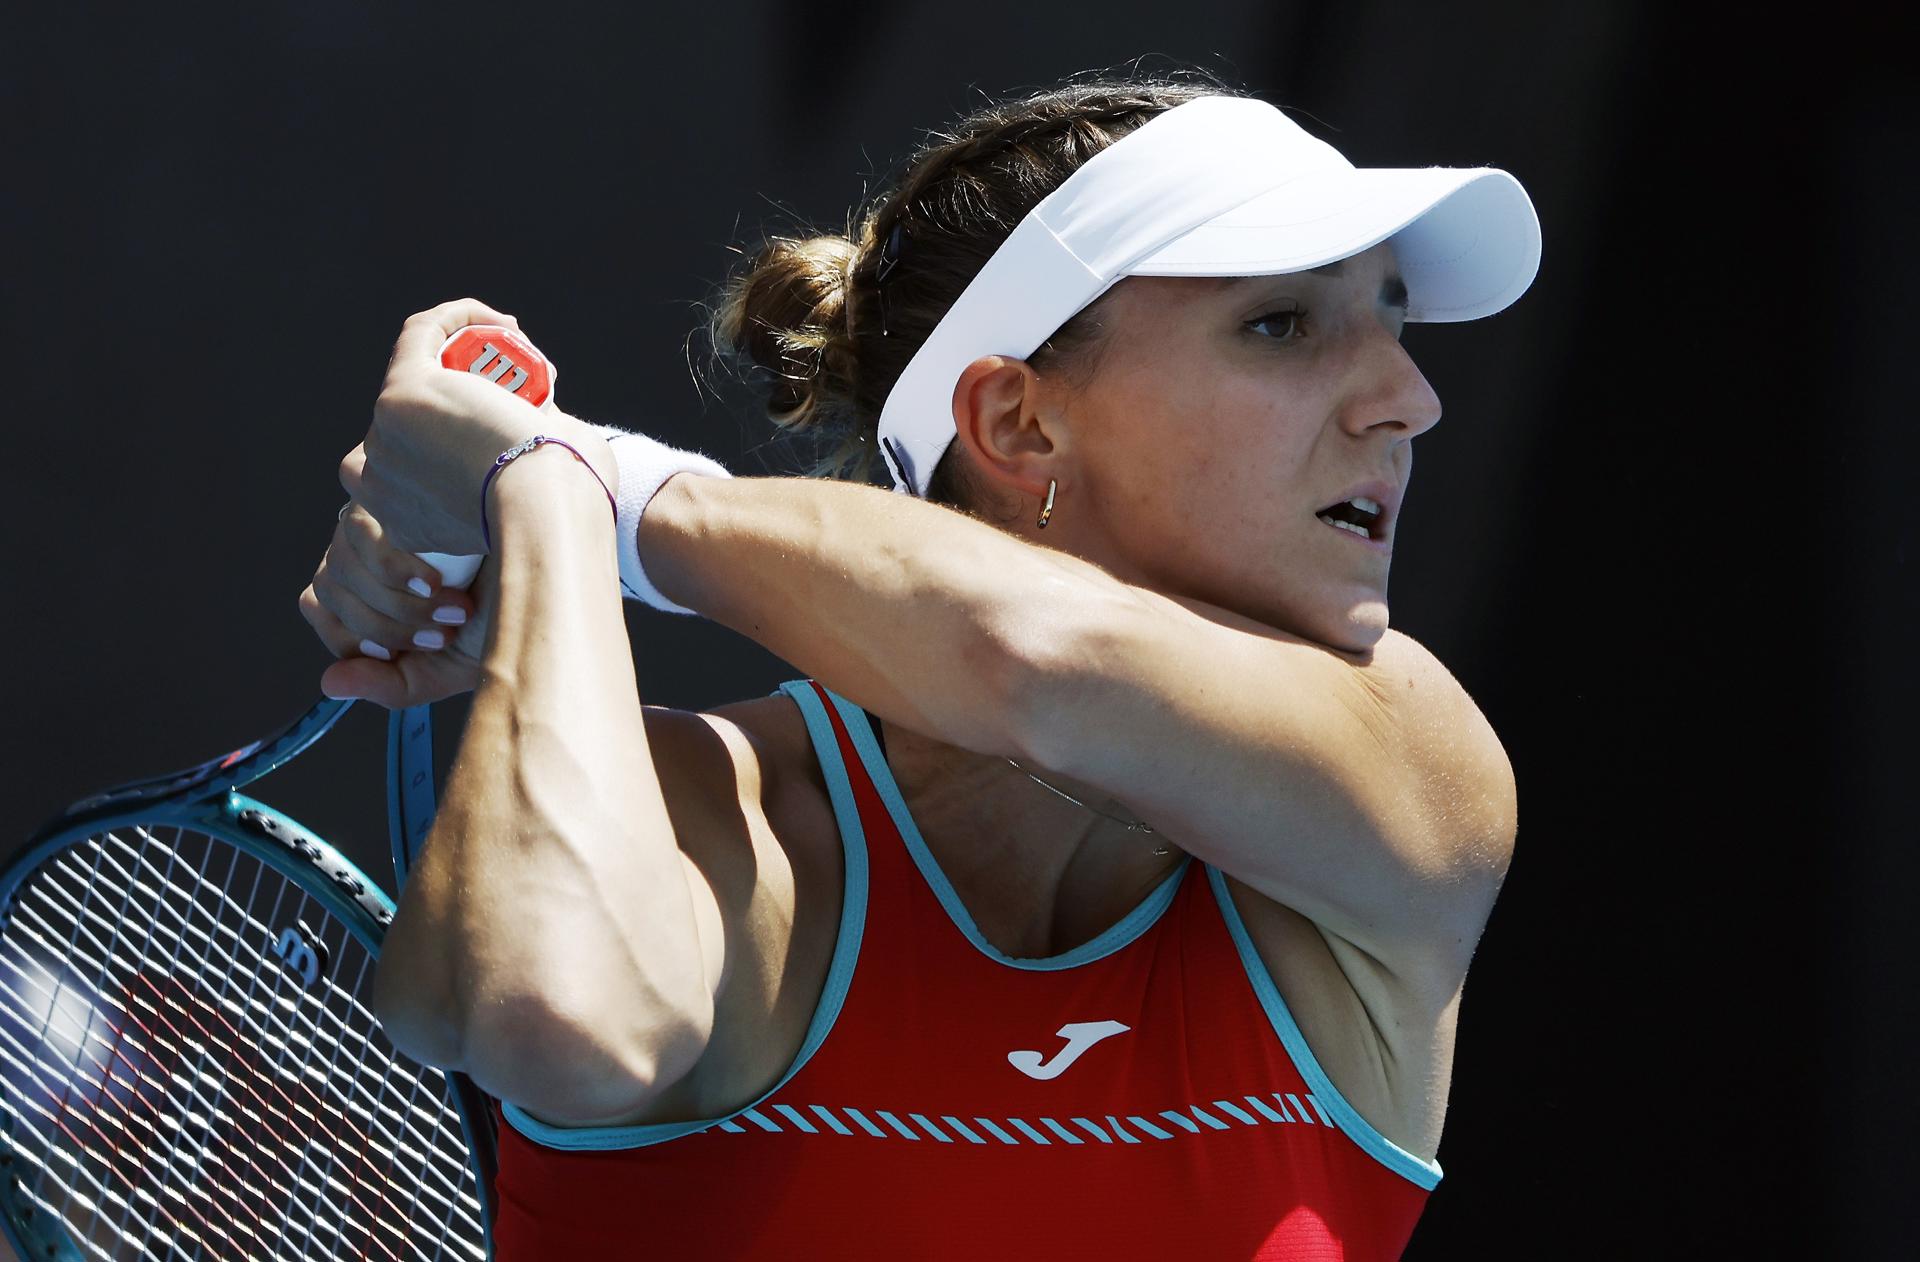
[1016,585,1516,994]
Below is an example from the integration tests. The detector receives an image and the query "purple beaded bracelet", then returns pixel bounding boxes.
[479,434,617,552]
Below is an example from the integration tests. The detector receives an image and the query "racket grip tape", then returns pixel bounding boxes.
[416,324,558,590]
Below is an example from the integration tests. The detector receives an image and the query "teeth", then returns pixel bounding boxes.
[1317,513,1372,540]
[1351,496,1382,516]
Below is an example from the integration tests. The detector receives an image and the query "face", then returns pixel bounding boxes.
[952,239,1441,655]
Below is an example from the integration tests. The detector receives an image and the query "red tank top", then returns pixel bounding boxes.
[489,679,1439,1259]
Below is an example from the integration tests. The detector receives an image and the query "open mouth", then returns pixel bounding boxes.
[1315,495,1385,541]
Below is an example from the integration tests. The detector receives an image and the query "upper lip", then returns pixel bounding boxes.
[1318,480,1402,539]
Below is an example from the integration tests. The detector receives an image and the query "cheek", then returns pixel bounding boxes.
[1203,414,1316,516]
[1081,363,1311,523]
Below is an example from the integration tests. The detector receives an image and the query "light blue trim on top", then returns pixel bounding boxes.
[499,681,870,1151]
[809,682,1193,970]
[1205,864,1444,1191]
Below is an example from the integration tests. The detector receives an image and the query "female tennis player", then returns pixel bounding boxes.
[307,70,1533,1260]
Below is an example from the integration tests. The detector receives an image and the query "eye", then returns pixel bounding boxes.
[1246,306,1308,342]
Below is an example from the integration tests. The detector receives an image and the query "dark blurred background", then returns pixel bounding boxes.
[2,3,1910,1257]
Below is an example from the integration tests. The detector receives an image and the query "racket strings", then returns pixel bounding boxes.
[0,823,487,1260]
[3,826,485,1259]
[72,825,481,1253]
[56,828,479,1192]
[0,874,407,1257]
[1,877,274,1256]
[91,830,481,1174]
[7,840,476,1221]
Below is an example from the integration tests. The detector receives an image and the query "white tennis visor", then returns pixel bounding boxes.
[874,93,1543,499]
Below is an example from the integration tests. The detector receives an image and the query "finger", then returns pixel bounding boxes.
[302,577,426,662]
[339,443,365,500]
[299,583,363,660]
[385,298,522,387]
[338,507,474,621]
[324,642,460,709]
[312,555,443,655]
[320,655,407,706]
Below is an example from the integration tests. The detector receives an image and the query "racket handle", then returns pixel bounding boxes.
[414,324,560,593]
[415,551,483,589]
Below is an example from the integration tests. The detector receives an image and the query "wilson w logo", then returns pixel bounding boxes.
[465,341,528,393]
[270,922,328,987]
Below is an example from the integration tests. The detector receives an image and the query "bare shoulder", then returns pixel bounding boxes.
[691,690,839,871]
[638,690,843,985]
[1211,630,1506,1160]
[639,689,835,875]
[625,689,844,1123]
[1222,872,1460,1165]
[1366,629,1517,869]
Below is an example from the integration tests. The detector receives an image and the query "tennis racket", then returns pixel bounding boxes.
[0,323,555,1260]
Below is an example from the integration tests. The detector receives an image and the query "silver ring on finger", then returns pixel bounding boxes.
[338,501,354,523]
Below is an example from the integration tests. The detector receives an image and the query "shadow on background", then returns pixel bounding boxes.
[2,3,1910,1257]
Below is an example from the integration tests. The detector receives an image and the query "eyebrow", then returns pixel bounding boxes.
[1228,263,1410,311]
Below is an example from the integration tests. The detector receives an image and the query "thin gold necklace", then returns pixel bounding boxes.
[1004,757,1171,855]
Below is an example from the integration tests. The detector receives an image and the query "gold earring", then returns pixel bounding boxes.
[1037,479,1057,529]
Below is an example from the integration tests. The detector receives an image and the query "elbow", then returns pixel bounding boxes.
[369,938,714,1120]
[453,984,712,1125]
[370,957,466,1070]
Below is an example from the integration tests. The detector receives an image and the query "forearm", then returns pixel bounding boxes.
[639,473,1135,754]
[372,449,715,1100]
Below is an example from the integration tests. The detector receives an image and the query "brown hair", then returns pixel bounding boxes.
[697,63,1256,519]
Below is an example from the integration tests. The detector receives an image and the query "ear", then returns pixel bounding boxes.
[949,354,1067,500]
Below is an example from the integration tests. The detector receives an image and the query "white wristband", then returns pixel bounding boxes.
[589,423,733,615]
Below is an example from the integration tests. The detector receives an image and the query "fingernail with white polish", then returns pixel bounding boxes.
[413,629,445,650]
[359,639,392,661]
[432,606,467,625]
[408,577,433,598]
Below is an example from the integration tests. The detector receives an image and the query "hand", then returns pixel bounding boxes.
[302,500,495,708]
[338,297,614,559]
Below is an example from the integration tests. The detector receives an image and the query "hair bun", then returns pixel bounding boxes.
[698,63,1243,500]
[711,233,860,433]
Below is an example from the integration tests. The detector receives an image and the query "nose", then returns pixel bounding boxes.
[1346,326,1442,441]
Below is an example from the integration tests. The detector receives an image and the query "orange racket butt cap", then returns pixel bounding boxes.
[439,324,555,408]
